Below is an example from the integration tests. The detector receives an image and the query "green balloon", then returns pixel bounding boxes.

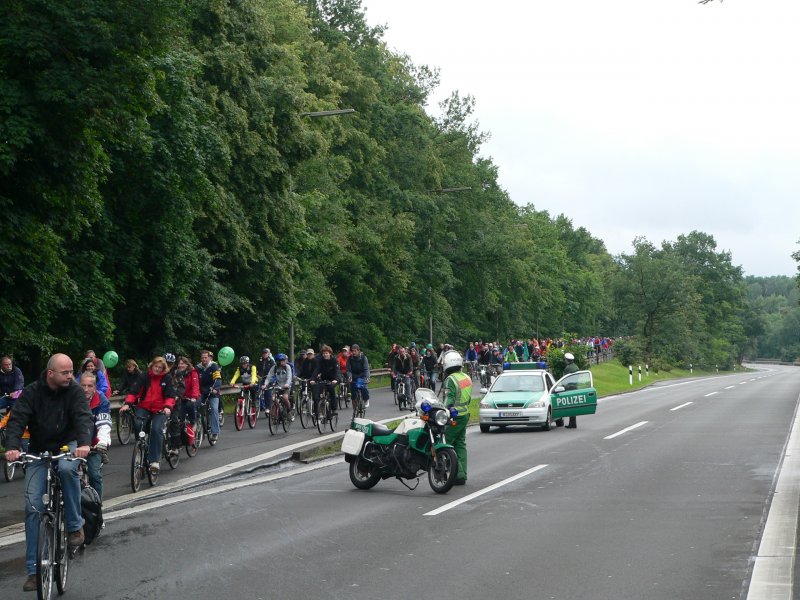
[218,346,235,367]
[103,350,119,369]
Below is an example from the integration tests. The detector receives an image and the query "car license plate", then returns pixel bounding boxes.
[499,411,521,417]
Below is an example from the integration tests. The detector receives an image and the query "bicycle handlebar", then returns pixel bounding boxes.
[9,451,87,467]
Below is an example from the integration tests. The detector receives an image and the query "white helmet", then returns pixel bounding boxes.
[564,352,575,361]
[442,350,463,373]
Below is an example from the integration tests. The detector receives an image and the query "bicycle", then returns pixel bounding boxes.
[116,407,135,445]
[234,385,258,431]
[171,403,199,458]
[467,360,477,379]
[1,424,20,482]
[130,412,177,491]
[351,378,367,420]
[336,379,350,410]
[267,384,293,435]
[11,449,86,600]
[315,381,338,433]
[295,379,314,429]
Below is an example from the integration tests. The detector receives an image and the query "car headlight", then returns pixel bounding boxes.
[434,410,450,426]
[479,401,492,409]
[530,400,545,408]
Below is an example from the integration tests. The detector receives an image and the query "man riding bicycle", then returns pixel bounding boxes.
[263,354,293,418]
[3,354,93,592]
[392,346,415,404]
[196,350,222,443]
[346,344,371,408]
[310,345,340,417]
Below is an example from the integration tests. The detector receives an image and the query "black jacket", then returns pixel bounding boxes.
[310,356,340,383]
[5,371,93,453]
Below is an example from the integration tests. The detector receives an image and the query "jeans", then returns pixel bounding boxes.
[200,394,220,434]
[134,408,166,463]
[0,394,15,412]
[86,452,103,500]
[311,381,337,413]
[350,382,370,403]
[425,370,437,392]
[177,398,197,424]
[24,441,82,576]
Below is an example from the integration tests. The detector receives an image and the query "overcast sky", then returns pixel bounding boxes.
[360,0,800,277]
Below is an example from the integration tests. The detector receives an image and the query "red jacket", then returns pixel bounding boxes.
[183,368,200,400]
[125,369,176,413]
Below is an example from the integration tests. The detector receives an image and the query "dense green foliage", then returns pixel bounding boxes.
[744,275,800,362]
[0,0,794,374]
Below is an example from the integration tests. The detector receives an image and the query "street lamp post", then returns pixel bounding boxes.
[288,108,356,364]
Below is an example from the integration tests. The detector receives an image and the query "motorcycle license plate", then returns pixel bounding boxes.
[498,411,521,417]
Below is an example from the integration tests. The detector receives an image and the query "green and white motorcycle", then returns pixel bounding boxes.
[341,388,459,494]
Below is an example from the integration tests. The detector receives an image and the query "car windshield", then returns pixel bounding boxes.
[492,375,544,393]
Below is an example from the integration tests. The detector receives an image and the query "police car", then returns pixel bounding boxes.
[478,363,597,433]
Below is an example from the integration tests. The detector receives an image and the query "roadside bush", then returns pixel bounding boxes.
[614,338,643,369]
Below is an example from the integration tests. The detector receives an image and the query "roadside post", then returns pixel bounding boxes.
[629,365,633,385]
[638,365,642,382]
[690,363,693,374]
[646,364,649,378]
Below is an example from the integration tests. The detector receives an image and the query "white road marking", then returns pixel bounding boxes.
[747,394,800,599]
[725,385,736,390]
[670,402,693,411]
[705,391,719,397]
[424,464,548,516]
[739,381,748,385]
[604,421,649,440]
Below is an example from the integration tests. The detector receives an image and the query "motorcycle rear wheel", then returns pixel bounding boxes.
[349,457,381,490]
[429,447,458,494]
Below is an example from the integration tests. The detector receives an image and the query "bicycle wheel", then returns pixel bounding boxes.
[195,415,205,450]
[218,403,225,427]
[281,405,291,432]
[117,410,133,445]
[4,457,15,482]
[298,396,311,429]
[130,442,144,493]
[246,395,258,429]
[146,457,159,486]
[328,403,338,432]
[393,383,399,405]
[36,514,55,600]
[316,396,326,434]
[54,497,69,595]
[206,405,218,446]
[166,437,180,470]
[185,422,199,458]
[268,403,278,435]
[234,395,245,431]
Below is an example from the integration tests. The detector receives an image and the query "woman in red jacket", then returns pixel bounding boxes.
[120,356,176,475]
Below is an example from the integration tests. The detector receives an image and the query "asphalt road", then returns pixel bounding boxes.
[2,366,799,599]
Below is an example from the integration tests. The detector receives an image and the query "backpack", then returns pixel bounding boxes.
[81,484,103,545]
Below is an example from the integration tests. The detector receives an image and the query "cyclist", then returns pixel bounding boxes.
[231,355,257,416]
[171,356,200,451]
[392,346,415,403]
[196,350,222,443]
[408,346,422,388]
[385,343,399,391]
[0,355,24,413]
[120,356,176,475]
[422,346,438,392]
[264,353,293,418]
[79,372,111,500]
[117,359,145,396]
[465,342,478,377]
[346,344,371,408]
[336,346,349,376]
[78,357,110,397]
[256,349,275,411]
[3,353,92,592]
[310,345,340,416]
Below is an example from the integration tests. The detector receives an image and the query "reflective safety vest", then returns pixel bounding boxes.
[444,372,472,413]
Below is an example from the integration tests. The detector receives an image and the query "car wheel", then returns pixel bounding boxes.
[542,408,552,431]
[479,424,490,433]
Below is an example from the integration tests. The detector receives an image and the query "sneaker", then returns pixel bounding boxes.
[23,574,37,592]
[150,463,160,475]
[209,434,218,442]
[365,400,370,408]
[67,528,85,547]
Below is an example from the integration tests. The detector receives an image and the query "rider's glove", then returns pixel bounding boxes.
[96,443,110,464]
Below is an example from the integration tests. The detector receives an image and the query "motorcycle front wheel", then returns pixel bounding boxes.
[349,457,381,490]
[429,447,458,494]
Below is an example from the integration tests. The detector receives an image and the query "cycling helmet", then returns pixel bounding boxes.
[276,353,288,361]
[240,355,250,364]
[165,353,176,364]
[442,350,463,373]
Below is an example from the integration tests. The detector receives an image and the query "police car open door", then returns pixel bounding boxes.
[550,370,597,421]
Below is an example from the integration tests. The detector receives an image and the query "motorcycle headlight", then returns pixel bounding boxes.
[434,410,450,426]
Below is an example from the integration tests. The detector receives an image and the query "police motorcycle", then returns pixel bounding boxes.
[341,388,459,494]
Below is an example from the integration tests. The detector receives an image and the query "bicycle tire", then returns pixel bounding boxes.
[234,395,245,431]
[166,441,180,469]
[116,410,132,445]
[130,442,144,493]
[316,396,326,434]
[195,415,205,450]
[36,513,55,600]
[4,458,15,482]
[268,404,278,435]
[54,495,69,594]
[185,426,199,457]
[329,407,338,432]
[246,395,258,429]
[281,404,291,432]
[298,397,311,429]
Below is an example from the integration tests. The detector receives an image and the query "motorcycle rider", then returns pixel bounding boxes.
[441,350,472,486]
